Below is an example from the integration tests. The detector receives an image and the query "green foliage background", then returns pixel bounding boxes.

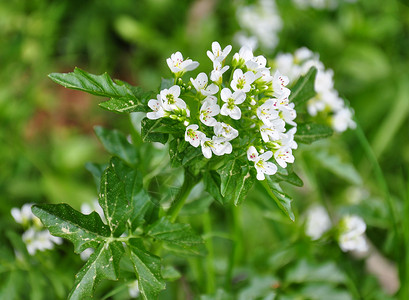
[1,0,408,299]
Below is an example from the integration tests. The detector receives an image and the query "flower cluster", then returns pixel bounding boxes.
[146,42,298,181]
[11,203,62,255]
[275,47,356,132]
[234,0,282,51]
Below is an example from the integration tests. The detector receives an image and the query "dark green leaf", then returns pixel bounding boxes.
[69,241,124,300]
[233,165,255,206]
[147,217,206,256]
[141,118,169,144]
[32,204,110,253]
[262,178,295,221]
[203,171,224,204]
[289,67,317,106]
[295,123,333,144]
[272,165,304,187]
[94,126,138,166]
[99,96,148,113]
[129,239,166,300]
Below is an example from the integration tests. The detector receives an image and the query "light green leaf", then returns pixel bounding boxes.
[94,126,138,166]
[272,165,303,187]
[147,217,206,256]
[289,67,317,106]
[32,204,110,253]
[129,239,166,300]
[161,265,182,281]
[295,123,333,144]
[262,178,295,222]
[85,162,107,193]
[69,241,124,300]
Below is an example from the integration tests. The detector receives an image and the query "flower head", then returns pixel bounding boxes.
[167,51,199,76]
[207,41,232,63]
[199,96,220,126]
[247,146,277,180]
[220,88,246,120]
[191,73,219,96]
[185,124,205,147]
[338,215,368,253]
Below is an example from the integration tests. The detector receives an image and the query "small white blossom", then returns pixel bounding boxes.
[214,122,239,141]
[185,124,205,147]
[232,45,254,65]
[147,95,165,120]
[338,215,368,253]
[273,71,291,100]
[190,73,219,96]
[11,203,37,226]
[257,100,280,126]
[220,88,246,120]
[128,280,140,298]
[207,41,232,63]
[259,119,285,142]
[199,97,220,126]
[277,103,297,126]
[231,69,256,93]
[305,206,332,240]
[274,146,295,168]
[201,136,232,158]
[160,85,187,112]
[247,146,277,180]
[210,61,229,84]
[167,51,199,75]
[332,108,356,133]
[22,228,62,255]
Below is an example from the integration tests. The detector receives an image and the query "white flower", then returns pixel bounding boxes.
[305,206,332,240]
[128,280,140,298]
[281,127,298,149]
[338,215,368,253]
[200,136,232,158]
[247,146,277,180]
[332,108,356,133]
[220,88,246,120]
[259,119,285,142]
[207,41,232,63]
[273,71,291,100]
[199,97,220,126]
[210,61,229,84]
[257,99,279,126]
[274,146,295,168]
[277,103,297,126]
[22,228,62,255]
[231,69,256,93]
[11,203,36,225]
[160,85,187,112]
[185,124,205,147]
[166,51,199,75]
[232,45,254,65]
[190,73,219,96]
[214,122,239,141]
[147,95,165,120]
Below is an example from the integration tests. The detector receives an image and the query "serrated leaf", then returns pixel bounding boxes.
[147,217,206,256]
[262,178,295,221]
[49,68,148,113]
[85,162,107,193]
[99,157,148,236]
[129,239,166,300]
[69,241,124,300]
[295,123,333,144]
[203,171,224,204]
[32,204,110,253]
[94,126,138,166]
[289,67,317,106]
[141,118,169,144]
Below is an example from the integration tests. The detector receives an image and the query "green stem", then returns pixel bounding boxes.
[225,205,242,290]
[203,213,215,294]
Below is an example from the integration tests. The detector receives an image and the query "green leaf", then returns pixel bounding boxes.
[99,157,147,236]
[286,260,346,284]
[203,171,224,204]
[32,204,110,253]
[129,239,166,300]
[295,123,333,144]
[85,162,107,193]
[141,118,169,144]
[48,68,148,113]
[160,78,174,90]
[289,67,317,106]
[272,165,304,187]
[69,241,124,300]
[94,126,138,166]
[147,217,206,256]
[161,265,182,281]
[216,158,255,205]
[262,178,295,221]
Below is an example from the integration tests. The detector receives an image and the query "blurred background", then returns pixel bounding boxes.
[1,0,408,299]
